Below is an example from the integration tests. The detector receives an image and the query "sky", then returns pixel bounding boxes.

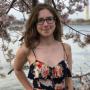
[8,0,90,20]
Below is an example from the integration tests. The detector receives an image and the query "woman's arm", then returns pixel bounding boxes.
[13,44,33,90]
[64,43,73,90]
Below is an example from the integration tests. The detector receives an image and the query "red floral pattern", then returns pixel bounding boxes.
[34,60,50,79]
[33,60,63,79]
[36,60,43,69]
[28,60,71,89]
[53,65,63,78]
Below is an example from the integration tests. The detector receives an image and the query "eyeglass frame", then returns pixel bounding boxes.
[36,16,56,25]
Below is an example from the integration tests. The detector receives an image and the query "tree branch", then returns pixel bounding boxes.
[62,21,88,37]
[22,0,31,10]
[52,0,57,9]
[6,0,17,14]
[73,72,90,78]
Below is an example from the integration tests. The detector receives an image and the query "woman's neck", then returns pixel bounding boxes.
[39,36,57,46]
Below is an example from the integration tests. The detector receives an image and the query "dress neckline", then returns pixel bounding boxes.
[31,42,68,68]
[30,59,66,68]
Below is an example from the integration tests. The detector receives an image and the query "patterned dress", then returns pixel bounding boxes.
[28,59,72,90]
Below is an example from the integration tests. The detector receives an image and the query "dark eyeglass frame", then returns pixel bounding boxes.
[37,16,56,25]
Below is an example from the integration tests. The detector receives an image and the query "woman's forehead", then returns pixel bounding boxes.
[38,9,53,18]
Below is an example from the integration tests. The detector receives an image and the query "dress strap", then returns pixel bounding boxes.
[32,49,37,60]
[61,43,68,60]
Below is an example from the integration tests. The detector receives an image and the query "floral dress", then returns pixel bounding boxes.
[28,59,72,90]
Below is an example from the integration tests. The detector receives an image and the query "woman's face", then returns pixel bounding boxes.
[36,9,56,38]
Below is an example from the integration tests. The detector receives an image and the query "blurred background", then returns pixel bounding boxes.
[0,0,90,90]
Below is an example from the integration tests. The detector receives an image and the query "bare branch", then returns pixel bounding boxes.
[6,0,17,14]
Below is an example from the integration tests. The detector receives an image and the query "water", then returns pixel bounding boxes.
[63,25,90,74]
[0,25,90,90]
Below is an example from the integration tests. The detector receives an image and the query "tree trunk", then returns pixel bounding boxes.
[32,0,38,8]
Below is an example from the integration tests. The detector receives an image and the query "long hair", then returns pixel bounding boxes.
[24,3,63,49]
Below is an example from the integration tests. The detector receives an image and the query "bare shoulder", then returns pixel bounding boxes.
[14,43,30,69]
[62,42,72,57]
[62,42,71,52]
[15,43,30,63]
[16,43,30,56]
[62,42,72,70]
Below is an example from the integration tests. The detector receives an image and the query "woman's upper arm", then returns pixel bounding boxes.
[64,43,73,89]
[14,44,29,70]
[64,43,72,71]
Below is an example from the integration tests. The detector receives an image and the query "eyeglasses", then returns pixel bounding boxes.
[37,16,55,25]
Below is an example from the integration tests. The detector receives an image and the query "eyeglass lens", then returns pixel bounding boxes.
[37,16,55,25]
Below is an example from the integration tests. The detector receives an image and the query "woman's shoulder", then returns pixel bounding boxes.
[17,43,30,56]
[61,42,71,51]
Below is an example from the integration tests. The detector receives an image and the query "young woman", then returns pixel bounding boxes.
[13,3,73,90]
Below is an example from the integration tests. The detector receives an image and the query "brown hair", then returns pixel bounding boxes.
[24,3,63,49]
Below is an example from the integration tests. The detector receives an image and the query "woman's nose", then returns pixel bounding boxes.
[43,20,48,26]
